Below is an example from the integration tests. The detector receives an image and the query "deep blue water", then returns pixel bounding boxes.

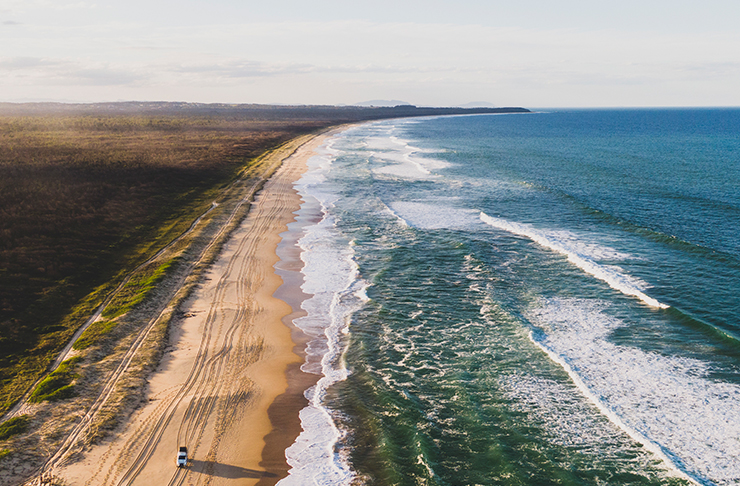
[287,109,740,486]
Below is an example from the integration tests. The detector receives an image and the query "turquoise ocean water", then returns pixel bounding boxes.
[280,109,740,486]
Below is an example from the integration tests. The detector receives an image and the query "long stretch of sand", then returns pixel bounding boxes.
[55,132,331,486]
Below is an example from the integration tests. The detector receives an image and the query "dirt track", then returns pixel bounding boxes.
[49,133,330,486]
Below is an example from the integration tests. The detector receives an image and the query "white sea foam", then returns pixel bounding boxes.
[279,134,364,486]
[527,298,740,485]
[389,135,450,168]
[373,163,430,179]
[362,126,449,179]
[389,201,479,230]
[378,200,410,227]
[500,373,607,443]
[479,212,668,309]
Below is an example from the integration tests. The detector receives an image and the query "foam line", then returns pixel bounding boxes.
[527,331,701,485]
[379,200,410,227]
[279,132,361,486]
[479,212,669,309]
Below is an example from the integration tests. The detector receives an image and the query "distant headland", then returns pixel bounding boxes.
[0,101,531,120]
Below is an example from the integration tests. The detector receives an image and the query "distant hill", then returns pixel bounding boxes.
[354,100,413,107]
[354,100,501,109]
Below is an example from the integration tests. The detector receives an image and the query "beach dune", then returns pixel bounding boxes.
[55,133,330,486]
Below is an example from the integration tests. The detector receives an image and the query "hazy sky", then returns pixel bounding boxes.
[1,0,739,107]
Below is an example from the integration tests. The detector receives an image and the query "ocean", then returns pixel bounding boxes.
[279,109,740,486]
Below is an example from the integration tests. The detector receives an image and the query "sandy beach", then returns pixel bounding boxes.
[54,131,332,486]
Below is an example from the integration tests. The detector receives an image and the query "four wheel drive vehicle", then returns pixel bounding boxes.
[176,446,188,467]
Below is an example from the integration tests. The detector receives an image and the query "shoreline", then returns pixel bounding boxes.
[53,130,336,485]
[258,183,325,482]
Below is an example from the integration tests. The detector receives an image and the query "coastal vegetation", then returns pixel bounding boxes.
[28,357,82,403]
[0,415,28,441]
[101,258,179,320]
[0,104,333,416]
[72,319,116,351]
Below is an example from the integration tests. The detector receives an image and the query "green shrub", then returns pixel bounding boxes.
[0,449,10,461]
[73,320,116,350]
[40,384,77,402]
[28,356,82,403]
[56,355,82,372]
[0,415,29,440]
[102,258,178,319]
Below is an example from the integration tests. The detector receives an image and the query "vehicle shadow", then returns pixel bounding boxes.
[188,459,279,479]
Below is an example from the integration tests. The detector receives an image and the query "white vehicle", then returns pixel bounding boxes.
[176,446,188,467]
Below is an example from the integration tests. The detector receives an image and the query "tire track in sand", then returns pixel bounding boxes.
[51,133,321,486]
[116,149,306,486]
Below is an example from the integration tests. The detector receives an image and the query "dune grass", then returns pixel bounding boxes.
[72,320,117,351]
[28,357,83,403]
[0,415,29,441]
[102,258,179,320]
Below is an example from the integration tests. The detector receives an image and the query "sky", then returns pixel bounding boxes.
[1,0,739,107]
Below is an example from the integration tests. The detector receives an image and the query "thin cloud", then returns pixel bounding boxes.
[121,45,176,52]
[0,57,143,85]
[0,57,62,69]
[4,0,97,11]
[679,61,740,78]
[67,67,141,86]
[174,61,315,78]
[169,59,467,80]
